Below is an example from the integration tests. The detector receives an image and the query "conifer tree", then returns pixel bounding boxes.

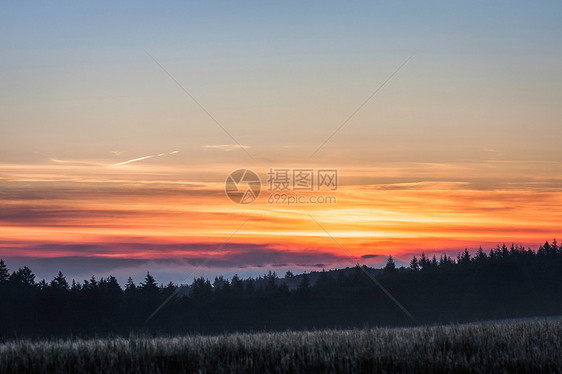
[0,260,9,283]
[384,256,396,273]
[409,256,419,271]
[50,271,69,290]
[10,266,36,286]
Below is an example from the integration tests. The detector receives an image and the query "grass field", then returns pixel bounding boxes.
[1,320,561,373]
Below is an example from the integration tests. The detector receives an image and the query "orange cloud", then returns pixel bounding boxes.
[1,158,561,271]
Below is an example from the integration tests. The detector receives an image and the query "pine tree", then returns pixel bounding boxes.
[191,277,212,299]
[475,246,487,263]
[419,253,430,270]
[231,274,244,293]
[501,244,509,258]
[409,256,419,271]
[141,272,157,289]
[50,271,69,290]
[125,276,136,297]
[10,266,36,286]
[71,279,81,292]
[213,276,228,290]
[442,254,454,266]
[265,271,277,292]
[88,275,98,289]
[384,256,396,274]
[438,254,447,266]
[163,281,176,295]
[125,277,136,290]
[104,276,122,295]
[431,255,438,267]
[139,272,159,299]
[459,249,471,265]
[0,260,9,283]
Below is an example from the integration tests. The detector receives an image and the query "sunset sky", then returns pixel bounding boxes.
[1,1,562,284]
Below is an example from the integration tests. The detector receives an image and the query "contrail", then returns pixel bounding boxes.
[110,151,179,167]
[111,155,157,167]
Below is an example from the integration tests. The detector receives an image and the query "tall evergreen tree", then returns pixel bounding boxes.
[70,279,81,292]
[459,249,471,265]
[50,271,69,290]
[103,276,122,295]
[84,275,98,290]
[419,253,430,270]
[162,281,177,298]
[140,272,160,306]
[431,255,438,268]
[141,272,158,290]
[384,256,396,273]
[265,271,277,292]
[231,274,244,293]
[409,256,419,271]
[0,259,9,283]
[10,266,36,286]
[475,246,487,263]
[125,277,136,292]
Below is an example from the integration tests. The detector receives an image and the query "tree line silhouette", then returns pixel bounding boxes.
[1,240,562,338]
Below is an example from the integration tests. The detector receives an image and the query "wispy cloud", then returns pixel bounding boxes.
[203,145,251,152]
[110,151,179,167]
[49,158,103,166]
[2,242,348,268]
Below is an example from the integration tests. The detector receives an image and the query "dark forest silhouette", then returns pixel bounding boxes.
[1,240,562,338]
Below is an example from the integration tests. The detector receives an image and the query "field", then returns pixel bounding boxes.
[1,320,561,373]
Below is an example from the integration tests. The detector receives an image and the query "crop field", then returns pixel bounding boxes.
[1,320,561,373]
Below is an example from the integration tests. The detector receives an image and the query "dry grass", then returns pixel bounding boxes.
[1,320,561,373]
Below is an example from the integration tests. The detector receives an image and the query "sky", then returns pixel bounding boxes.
[1,1,562,285]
